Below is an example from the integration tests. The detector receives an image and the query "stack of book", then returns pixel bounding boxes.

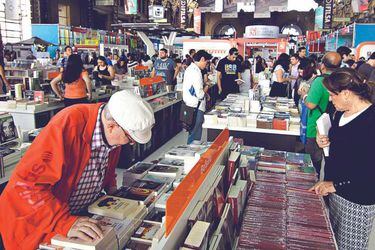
[273,112,290,130]
[51,225,117,250]
[122,162,155,187]
[130,220,163,246]
[164,145,206,174]
[237,150,336,250]
[257,150,287,173]
[256,113,274,129]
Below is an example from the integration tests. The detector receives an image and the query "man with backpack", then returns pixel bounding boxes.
[300,52,341,177]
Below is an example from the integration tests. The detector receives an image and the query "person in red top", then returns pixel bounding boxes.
[51,54,93,107]
[0,90,155,250]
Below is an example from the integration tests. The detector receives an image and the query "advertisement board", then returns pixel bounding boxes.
[244,25,279,39]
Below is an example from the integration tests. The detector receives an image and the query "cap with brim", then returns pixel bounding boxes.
[107,90,155,144]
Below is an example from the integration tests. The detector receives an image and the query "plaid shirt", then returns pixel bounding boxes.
[69,104,118,214]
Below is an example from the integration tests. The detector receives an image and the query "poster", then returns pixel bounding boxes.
[125,0,137,15]
[269,0,288,12]
[254,0,270,18]
[222,0,238,18]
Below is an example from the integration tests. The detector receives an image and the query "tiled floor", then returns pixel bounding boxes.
[115,129,375,249]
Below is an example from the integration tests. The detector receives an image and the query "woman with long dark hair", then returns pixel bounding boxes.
[294,58,316,106]
[50,54,92,107]
[239,60,253,94]
[310,68,375,250]
[269,53,291,97]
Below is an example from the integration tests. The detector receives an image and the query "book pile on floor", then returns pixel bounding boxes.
[204,94,300,131]
[236,146,336,250]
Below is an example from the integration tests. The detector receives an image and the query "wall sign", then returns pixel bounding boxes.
[244,25,280,39]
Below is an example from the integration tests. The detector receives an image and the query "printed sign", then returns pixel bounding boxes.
[323,0,333,30]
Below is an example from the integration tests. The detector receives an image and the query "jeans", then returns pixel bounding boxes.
[187,110,204,144]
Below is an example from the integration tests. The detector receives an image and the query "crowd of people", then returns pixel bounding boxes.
[181,45,375,250]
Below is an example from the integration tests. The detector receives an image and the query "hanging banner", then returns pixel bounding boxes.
[351,0,368,13]
[237,0,255,12]
[254,0,270,18]
[222,0,238,18]
[5,0,20,20]
[194,8,202,34]
[125,0,137,15]
[315,6,324,31]
[180,0,187,29]
[269,0,288,12]
[95,0,114,5]
[323,0,333,30]
[198,0,215,12]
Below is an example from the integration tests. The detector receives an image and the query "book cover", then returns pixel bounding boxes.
[125,240,151,250]
[141,173,175,184]
[148,164,182,178]
[33,91,45,103]
[225,151,240,195]
[155,192,172,210]
[113,186,154,205]
[123,162,155,186]
[144,209,165,223]
[51,226,117,250]
[129,162,155,174]
[158,157,185,168]
[187,201,206,231]
[88,196,140,220]
[129,179,166,195]
[131,221,161,244]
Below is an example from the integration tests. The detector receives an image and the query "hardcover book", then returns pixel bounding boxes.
[183,221,211,250]
[131,221,162,244]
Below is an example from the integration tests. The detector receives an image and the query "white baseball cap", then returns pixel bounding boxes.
[107,90,155,144]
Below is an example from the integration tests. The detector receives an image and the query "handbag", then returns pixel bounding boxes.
[179,100,201,132]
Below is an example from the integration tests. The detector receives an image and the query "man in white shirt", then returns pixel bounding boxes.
[183,50,212,144]
[289,53,300,98]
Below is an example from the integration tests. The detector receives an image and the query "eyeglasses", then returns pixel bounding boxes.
[117,124,136,145]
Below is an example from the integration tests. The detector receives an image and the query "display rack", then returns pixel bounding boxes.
[150,129,231,250]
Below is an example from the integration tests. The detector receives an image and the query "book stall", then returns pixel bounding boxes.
[40,130,337,250]
[203,94,301,152]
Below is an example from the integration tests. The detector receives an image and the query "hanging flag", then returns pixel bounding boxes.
[323,0,333,30]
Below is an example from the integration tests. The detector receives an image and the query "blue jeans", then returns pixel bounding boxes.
[187,110,204,144]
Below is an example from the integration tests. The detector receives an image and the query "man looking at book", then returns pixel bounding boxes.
[216,48,242,99]
[183,50,212,144]
[299,52,341,177]
[0,90,155,249]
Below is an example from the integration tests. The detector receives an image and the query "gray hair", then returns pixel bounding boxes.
[103,104,114,121]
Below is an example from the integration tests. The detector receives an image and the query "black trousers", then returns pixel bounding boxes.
[64,97,89,108]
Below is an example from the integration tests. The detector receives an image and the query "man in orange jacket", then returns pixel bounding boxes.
[0,90,155,249]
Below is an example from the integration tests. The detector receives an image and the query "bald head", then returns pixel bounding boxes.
[322,52,342,70]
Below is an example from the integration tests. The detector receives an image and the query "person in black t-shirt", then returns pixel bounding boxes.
[216,48,242,99]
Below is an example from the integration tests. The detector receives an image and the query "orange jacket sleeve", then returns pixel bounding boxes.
[0,124,78,250]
